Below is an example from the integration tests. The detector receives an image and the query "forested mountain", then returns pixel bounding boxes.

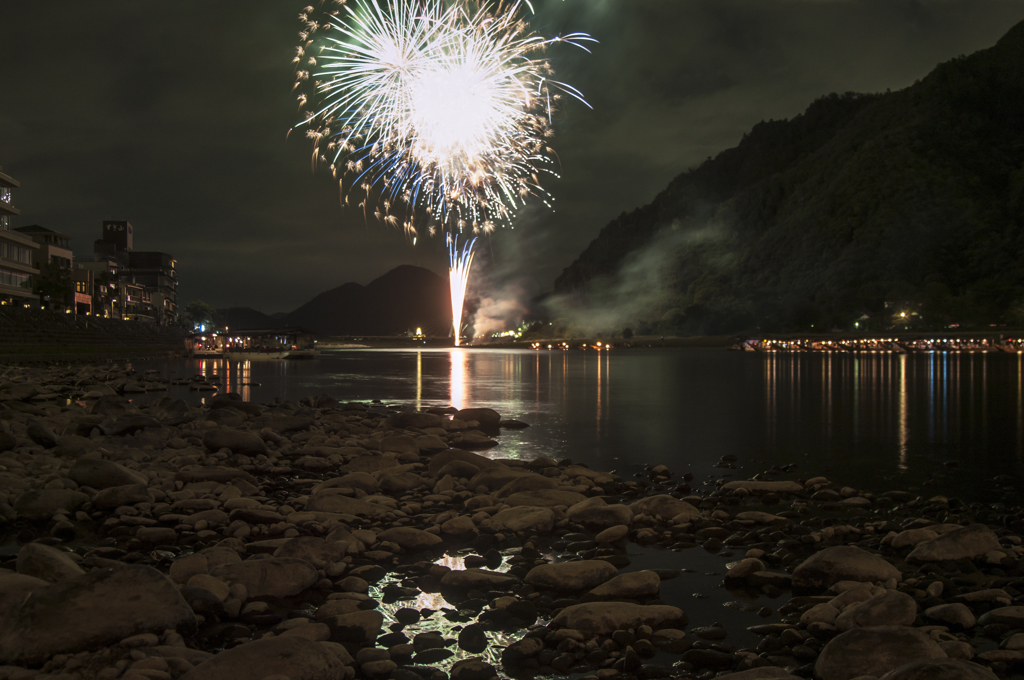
[215,307,281,331]
[283,265,451,335]
[552,20,1024,335]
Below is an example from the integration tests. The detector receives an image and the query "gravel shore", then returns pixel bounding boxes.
[0,363,1022,680]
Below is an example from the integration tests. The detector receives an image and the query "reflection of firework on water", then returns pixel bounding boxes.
[448,235,477,346]
[293,0,593,232]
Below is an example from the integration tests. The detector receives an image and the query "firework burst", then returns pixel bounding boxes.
[294,0,593,232]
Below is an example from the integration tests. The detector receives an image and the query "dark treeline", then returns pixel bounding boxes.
[551,20,1024,336]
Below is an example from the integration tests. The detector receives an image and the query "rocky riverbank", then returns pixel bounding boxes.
[0,363,1022,680]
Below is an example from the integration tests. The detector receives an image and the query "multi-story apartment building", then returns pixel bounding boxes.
[121,251,176,324]
[15,225,73,273]
[81,221,176,324]
[14,224,74,310]
[0,167,40,307]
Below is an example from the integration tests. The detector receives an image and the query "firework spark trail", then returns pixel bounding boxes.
[294,0,594,234]
[448,234,477,346]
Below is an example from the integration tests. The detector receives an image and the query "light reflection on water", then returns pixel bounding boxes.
[368,552,518,672]
[137,348,1024,502]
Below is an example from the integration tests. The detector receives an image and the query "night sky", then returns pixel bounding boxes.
[1,0,1022,314]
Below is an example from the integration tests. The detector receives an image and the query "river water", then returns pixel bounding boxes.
[125,347,1024,650]
[135,347,1024,504]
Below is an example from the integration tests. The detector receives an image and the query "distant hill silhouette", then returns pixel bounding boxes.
[283,265,451,335]
[216,307,281,331]
[552,20,1024,335]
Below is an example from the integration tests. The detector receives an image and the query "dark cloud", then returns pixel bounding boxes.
[1,0,1022,313]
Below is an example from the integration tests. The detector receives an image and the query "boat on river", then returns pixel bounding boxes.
[185,328,320,360]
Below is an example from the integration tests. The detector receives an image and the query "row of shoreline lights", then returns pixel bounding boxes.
[530,341,611,350]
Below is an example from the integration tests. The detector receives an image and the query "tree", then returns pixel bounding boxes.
[183,300,217,329]
[34,268,73,309]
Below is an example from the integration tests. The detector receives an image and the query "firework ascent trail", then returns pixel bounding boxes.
[448,235,477,346]
[293,0,591,341]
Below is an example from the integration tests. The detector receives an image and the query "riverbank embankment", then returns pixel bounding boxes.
[0,307,187,363]
[0,363,1020,679]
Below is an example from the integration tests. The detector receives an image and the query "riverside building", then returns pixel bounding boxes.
[0,167,40,307]
[78,221,177,324]
[14,225,74,310]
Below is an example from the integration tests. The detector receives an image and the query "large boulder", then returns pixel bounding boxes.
[440,569,519,591]
[427,449,503,476]
[877,659,998,680]
[322,609,384,645]
[273,537,348,566]
[451,658,497,680]
[567,497,634,529]
[387,411,444,430]
[489,507,555,533]
[377,471,427,494]
[305,494,389,518]
[26,420,58,448]
[99,415,164,436]
[588,570,661,599]
[415,434,448,453]
[175,467,258,485]
[0,565,196,664]
[180,635,345,680]
[68,458,147,489]
[925,603,976,629]
[792,545,900,592]
[814,626,947,680]
[0,573,48,615]
[890,529,939,550]
[315,473,379,495]
[629,495,700,520]
[551,602,686,635]
[453,408,501,426]
[3,383,40,401]
[977,606,1024,627]
[251,415,314,433]
[493,473,559,498]
[340,455,400,475]
[526,560,618,592]
[720,480,803,493]
[202,428,268,455]
[92,483,153,510]
[380,434,419,457]
[13,489,89,520]
[907,524,1001,563]
[378,527,443,551]
[16,543,85,583]
[504,489,587,508]
[716,670,798,680]
[468,468,534,492]
[835,590,917,631]
[211,558,318,599]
